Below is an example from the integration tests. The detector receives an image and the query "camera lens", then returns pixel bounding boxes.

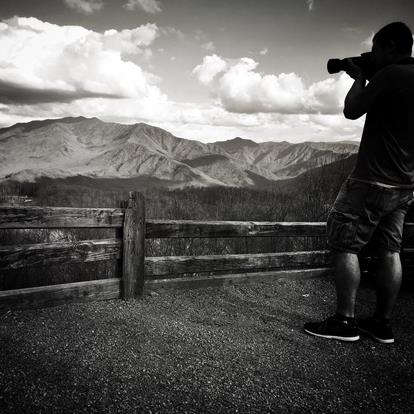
[327,59,344,74]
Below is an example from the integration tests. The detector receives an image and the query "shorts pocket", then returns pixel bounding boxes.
[327,211,359,249]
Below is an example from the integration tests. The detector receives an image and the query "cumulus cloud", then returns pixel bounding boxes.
[193,55,353,114]
[0,18,362,144]
[124,0,162,13]
[192,54,228,85]
[0,17,163,104]
[259,48,268,56]
[64,0,104,14]
[103,23,159,54]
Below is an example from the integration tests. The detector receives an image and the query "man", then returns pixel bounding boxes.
[304,22,414,343]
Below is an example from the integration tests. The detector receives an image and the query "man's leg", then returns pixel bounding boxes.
[303,250,361,342]
[333,251,361,318]
[374,249,402,320]
[357,249,401,344]
[368,199,411,320]
[304,178,370,341]
[357,196,412,344]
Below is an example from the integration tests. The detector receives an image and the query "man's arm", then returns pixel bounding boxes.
[343,59,389,120]
[343,78,367,120]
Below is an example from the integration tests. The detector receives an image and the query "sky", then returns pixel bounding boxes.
[0,0,413,143]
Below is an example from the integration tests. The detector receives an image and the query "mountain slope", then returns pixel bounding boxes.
[0,116,359,189]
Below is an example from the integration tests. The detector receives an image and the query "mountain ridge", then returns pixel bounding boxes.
[0,116,359,189]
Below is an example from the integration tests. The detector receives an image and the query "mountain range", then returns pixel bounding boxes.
[0,116,359,189]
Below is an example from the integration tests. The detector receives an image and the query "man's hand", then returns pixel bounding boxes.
[345,59,366,81]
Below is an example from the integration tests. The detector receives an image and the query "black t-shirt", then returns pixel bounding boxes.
[350,58,414,188]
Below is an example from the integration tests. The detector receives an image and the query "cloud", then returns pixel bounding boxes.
[342,27,362,34]
[103,23,159,54]
[306,0,314,11]
[0,17,163,104]
[362,32,414,52]
[192,54,228,85]
[361,32,374,50]
[259,48,268,56]
[193,55,353,115]
[124,0,162,13]
[201,41,216,52]
[1,96,363,144]
[64,0,104,14]
[194,30,206,42]
[0,18,362,145]
[0,79,121,104]
[159,26,184,39]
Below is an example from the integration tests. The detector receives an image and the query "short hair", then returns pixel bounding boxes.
[373,22,413,54]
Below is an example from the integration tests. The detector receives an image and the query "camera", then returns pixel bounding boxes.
[327,52,376,80]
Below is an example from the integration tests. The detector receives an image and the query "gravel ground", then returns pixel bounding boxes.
[1,276,414,413]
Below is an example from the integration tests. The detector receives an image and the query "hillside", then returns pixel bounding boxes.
[0,116,359,190]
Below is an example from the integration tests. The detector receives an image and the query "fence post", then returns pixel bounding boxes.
[122,191,145,299]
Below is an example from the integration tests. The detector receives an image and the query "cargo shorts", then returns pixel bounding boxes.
[327,178,414,254]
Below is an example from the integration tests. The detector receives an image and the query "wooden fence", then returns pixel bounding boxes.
[1,191,413,310]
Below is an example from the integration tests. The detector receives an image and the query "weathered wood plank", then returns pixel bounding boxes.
[0,278,121,310]
[145,250,330,277]
[1,210,412,240]
[145,267,331,292]
[122,192,145,299]
[0,239,121,270]
[0,206,125,228]
[146,220,327,239]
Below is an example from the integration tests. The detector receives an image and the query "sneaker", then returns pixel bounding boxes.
[357,317,394,344]
[304,315,360,342]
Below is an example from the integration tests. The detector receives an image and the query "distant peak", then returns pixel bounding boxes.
[228,137,258,145]
[213,136,259,151]
[58,116,100,122]
[0,116,105,135]
[133,121,165,130]
[130,122,175,138]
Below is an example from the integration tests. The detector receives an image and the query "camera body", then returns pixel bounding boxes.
[327,52,376,80]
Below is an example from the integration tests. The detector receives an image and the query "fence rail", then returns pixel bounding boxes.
[145,220,327,238]
[0,278,120,309]
[0,206,125,228]
[1,191,413,310]
[0,239,122,270]
[145,251,330,277]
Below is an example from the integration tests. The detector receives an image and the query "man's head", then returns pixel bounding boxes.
[371,22,413,70]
